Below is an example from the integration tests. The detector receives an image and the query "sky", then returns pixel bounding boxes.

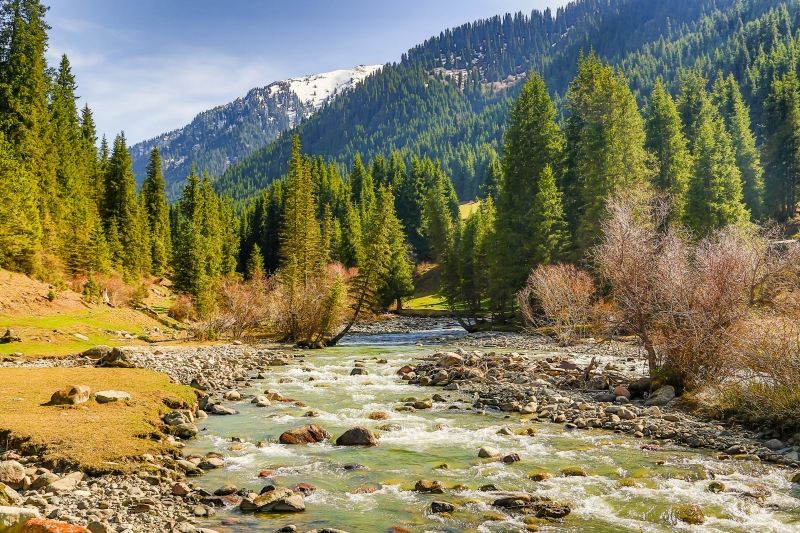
[47,0,568,144]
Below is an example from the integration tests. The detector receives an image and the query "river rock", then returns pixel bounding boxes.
[0,462,25,490]
[95,347,135,368]
[223,390,241,401]
[198,457,224,470]
[560,466,588,477]
[49,385,90,406]
[279,424,331,444]
[87,520,115,533]
[413,399,433,409]
[502,453,521,464]
[613,385,631,399]
[172,482,191,496]
[47,472,83,493]
[208,404,237,415]
[0,506,40,531]
[430,501,455,513]
[478,446,500,458]
[645,385,676,406]
[350,368,368,376]
[173,423,199,439]
[252,395,271,407]
[23,517,91,532]
[247,488,305,512]
[367,411,389,420]
[672,504,704,524]
[764,439,785,451]
[29,472,59,490]
[336,427,378,446]
[80,345,112,359]
[0,483,21,506]
[414,480,443,493]
[437,353,463,368]
[94,390,131,403]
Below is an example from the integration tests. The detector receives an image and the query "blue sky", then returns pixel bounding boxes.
[47,1,567,144]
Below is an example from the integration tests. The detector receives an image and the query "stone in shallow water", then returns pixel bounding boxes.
[560,466,588,477]
[414,480,444,493]
[279,424,330,444]
[671,504,704,525]
[478,446,500,458]
[430,501,455,513]
[335,427,378,446]
[0,462,25,490]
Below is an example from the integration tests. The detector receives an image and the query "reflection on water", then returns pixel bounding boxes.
[188,328,800,533]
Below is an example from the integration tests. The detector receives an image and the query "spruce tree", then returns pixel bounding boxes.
[0,132,41,272]
[563,53,650,254]
[529,165,569,265]
[677,70,712,148]
[141,147,172,275]
[245,245,265,280]
[0,0,55,250]
[763,71,800,222]
[712,74,764,219]
[645,79,692,218]
[685,113,749,234]
[279,136,323,289]
[377,192,415,311]
[349,153,375,222]
[495,72,563,307]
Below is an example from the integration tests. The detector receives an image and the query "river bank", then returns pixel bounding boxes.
[1,317,799,532]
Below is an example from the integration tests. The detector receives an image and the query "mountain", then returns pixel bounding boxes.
[130,64,382,197]
[215,0,800,200]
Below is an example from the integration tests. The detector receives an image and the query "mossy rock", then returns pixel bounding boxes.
[672,504,705,525]
[482,511,506,521]
[707,481,725,493]
[560,466,588,477]
[528,471,551,482]
[617,477,639,488]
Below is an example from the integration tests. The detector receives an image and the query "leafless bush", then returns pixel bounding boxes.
[594,188,799,390]
[267,265,348,346]
[169,294,197,322]
[518,264,595,344]
[213,276,272,340]
[732,316,800,390]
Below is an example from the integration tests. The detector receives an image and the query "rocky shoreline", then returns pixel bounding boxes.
[1,318,799,533]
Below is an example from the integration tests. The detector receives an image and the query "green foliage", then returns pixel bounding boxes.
[763,70,800,221]
[141,147,172,275]
[0,132,41,272]
[685,113,750,233]
[645,79,692,217]
[564,53,651,254]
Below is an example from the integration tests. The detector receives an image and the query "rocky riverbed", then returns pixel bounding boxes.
[1,319,799,532]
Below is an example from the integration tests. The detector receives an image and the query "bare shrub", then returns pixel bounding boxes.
[169,294,197,322]
[594,188,798,390]
[214,276,271,340]
[267,264,348,346]
[518,264,595,344]
[99,274,133,307]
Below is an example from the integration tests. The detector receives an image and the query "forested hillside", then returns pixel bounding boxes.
[216,0,799,200]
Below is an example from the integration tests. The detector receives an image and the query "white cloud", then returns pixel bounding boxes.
[62,47,280,144]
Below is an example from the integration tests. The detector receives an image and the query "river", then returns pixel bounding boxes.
[187,326,800,532]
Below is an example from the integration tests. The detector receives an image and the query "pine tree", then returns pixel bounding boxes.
[338,196,363,267]
[529,165,569,265]
[330,186,394,344]
[645,79,692,218]
[0,132,41,272]
[377,192,415,311]
[712,74,764,219]
[141,147,172,275]
[396,157,427,257]
[103,133,149,278]
[349,153,375,222]
[279,136,323,287]
[677,70,712,148]
[0,0,55,251]
[245,245,265,280]
[495,72,563,307]
[564,53,650,254]
[763,71,800,222]
[480,155,501,199]
[685,113,749,234]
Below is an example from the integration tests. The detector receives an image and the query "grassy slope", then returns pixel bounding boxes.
[0,269,179,359]
[0,367,196,474]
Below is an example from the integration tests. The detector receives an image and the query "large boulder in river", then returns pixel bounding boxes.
[243,488,305,513]
[645,385,676,406]
[279,424,331,444]
[95,348,135,368]
[0,462,25,490]
[437,352,463,368]
[335,427,378,446]
[48,385,90,406]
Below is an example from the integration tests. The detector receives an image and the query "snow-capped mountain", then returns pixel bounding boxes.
[130,64,382,197]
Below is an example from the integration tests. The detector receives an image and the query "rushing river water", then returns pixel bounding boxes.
[188,327,800,532]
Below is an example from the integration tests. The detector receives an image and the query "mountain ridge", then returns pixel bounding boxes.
[130,64,382,196]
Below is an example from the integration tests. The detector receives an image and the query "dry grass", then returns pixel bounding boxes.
[0,367,196,474]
